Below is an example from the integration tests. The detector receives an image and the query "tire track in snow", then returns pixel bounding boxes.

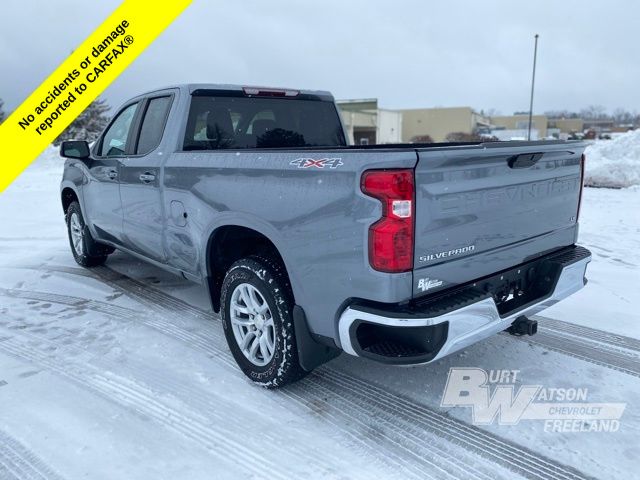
[0,287,223,359]
[0,332,290,480]
[513,329,640,378]
[120,302,593,480]
[0,288,322,477]
[0,287,440,480]
[286,381,501,480]
[0,307,360,479]
[534,315,640,354]
[106,357,395,480]
[37,267,507,479]
[0,430,65,480]
[7,264,596,479]
[0,284,416,479]
[0,287,138,320]
[87,267,593,480]
[310,370,594,480]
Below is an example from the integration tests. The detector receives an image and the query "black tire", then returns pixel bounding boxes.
[220,256,308,388]
[65,201,111,268]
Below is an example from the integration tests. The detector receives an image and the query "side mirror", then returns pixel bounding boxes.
[60,140,90,160]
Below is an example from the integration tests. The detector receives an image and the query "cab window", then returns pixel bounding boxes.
[183,95,346,150]
[136,96,172,155]
[100,103,138,157]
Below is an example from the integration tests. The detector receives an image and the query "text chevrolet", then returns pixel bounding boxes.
[59,84,591,387]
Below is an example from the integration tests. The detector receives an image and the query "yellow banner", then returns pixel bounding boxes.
[0,0,191,192]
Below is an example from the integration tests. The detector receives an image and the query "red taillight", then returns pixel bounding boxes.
[361,169,415,273]
[577,154,586,220]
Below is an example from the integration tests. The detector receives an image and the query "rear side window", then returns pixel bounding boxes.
[183,95,346,150]
[136,96,172,154]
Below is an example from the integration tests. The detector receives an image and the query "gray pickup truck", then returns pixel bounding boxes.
[59,84,591,387]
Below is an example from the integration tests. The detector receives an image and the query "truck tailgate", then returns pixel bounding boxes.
[412,142,586,297]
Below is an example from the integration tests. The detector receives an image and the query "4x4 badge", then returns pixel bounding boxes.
[290,158,344,169]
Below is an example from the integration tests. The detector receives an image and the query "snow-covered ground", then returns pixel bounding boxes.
[0,150,639,479]
[544,186,640,335]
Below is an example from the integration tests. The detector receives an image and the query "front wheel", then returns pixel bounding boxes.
[65,201,111,268]
[220,256,308,388]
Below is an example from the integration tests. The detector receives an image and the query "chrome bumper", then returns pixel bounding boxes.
[338,252,591,363]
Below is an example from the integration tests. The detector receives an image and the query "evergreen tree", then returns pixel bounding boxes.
[0,98,5,124]
[54,98,111,145]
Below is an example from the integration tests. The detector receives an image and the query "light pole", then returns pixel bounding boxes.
[527,34,539,141]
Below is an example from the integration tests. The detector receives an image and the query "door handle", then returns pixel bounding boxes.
[507,153,543,169]
[107,170,118,179]
[139,172,156,184]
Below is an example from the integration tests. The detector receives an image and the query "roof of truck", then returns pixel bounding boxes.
[135,83,335,100]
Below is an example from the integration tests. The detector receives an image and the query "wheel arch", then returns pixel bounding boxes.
[61,185,80,214]
[205,224,293,313]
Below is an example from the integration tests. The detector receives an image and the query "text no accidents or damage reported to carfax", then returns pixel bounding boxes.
[17,20,134,136]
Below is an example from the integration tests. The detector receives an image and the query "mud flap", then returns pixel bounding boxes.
[82,225,114,256]
[293,305,340,372]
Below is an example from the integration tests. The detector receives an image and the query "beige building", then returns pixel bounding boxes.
[400,107,491,142]
[337,99,403,145]
[338,100,492,144]
[490,114,548,138]
[548,118,584,134]
[338,98,586,144]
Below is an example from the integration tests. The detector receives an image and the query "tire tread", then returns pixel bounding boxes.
[221,255,308,388]
[65,201,109,268]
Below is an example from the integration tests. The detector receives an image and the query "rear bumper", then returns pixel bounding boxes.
[338,245,591,365]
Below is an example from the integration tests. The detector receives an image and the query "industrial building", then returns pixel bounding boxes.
[548,118,584,135]
[489,114,548,140]
[337,99,492,143]
[399,107,491,142]
[337,99,402,145]
[337,98,597,144]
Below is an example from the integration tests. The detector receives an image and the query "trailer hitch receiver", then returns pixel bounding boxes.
[507,316,538,336]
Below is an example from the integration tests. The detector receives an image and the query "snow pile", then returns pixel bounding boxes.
[584,129,640,188]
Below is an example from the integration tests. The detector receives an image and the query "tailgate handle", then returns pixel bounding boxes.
[507,153,543,169]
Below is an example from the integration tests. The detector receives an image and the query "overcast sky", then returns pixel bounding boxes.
[1,0,638,116]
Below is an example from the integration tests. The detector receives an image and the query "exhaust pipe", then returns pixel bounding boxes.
[507,315,538,336]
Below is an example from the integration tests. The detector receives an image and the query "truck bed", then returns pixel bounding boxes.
[252,139,586,300]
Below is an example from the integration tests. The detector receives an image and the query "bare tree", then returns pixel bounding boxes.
[544,107,639,128]
[612,108,634,125]
[580,105,608,120]
[545,109,580,119]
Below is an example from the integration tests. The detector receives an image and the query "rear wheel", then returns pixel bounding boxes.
[221,256,308,388]
[65,201,111,268]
